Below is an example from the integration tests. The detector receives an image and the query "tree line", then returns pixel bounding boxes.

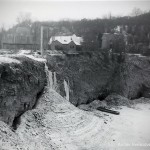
[0,10,150,54]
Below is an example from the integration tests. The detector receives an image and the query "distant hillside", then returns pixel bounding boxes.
[0,11,150,51]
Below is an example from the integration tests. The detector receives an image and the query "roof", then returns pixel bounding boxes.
[102,33,114,40]
[49,34,83,46]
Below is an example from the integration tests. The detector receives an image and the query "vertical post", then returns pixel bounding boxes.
[1,41,3,49]
[64,80,69,101]
[1,30,3,49]
[40,26,43,56]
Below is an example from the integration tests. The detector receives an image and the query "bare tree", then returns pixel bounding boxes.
[131,8,143,17]
[0,24,5,32]
[16,12,32,26]
[102,12,112,20]
[0,24,6,49]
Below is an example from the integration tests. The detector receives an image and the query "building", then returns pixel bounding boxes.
[2,26,39,50]
[101,33,114,49]
[48,34,83,53]
[101,32,125,53]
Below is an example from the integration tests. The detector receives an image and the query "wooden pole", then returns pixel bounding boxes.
[40,26,43,56]
[1,30,3,49]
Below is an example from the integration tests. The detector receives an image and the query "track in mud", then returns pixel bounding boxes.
[15,88,150,150]
[16,89,108,150]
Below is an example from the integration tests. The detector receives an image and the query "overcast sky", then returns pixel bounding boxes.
[0,0,150,29]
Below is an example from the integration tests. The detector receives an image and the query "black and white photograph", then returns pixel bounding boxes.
[0,0,150,149]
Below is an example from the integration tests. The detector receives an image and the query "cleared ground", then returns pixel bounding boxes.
[14,89,150,150]
[91,103,150,150]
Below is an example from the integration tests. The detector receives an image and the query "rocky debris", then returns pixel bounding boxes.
[131,97,150,104]
[104,94,131,107]
[78,94,150,114]
[89,100,107,108]
[78,93,130,111]
[78,104,91,111]
[78,94,130,112]
[0,55,46,126]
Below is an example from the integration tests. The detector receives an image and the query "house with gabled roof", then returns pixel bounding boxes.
[48,34,83,53]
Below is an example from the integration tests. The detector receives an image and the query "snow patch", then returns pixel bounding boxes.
[0,56,21,64]
[25,55,46,62]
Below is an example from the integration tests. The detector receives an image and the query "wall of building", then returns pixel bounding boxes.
[51,40,63,50]
[3,43,39,50]
[50,40,77,53]
[3,27,33,44]
[2,26,37,50]
[68,41,76,51]
[101,33,114,49]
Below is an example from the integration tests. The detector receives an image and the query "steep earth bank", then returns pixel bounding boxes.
[107,54,150,99]
[46,52,150,105]
[0,55,46,126]
[1,54,150,150]
[46,52,118,105]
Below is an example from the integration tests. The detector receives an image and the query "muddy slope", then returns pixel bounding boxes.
[108,55,150,99]
[46,52,117,105]
[47,53,150,105]
[16,89,107,150]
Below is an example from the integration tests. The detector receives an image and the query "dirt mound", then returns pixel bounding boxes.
[78,100,107,111]
[78,94,130,111]
[104,94,131,107]
[15,89,107,150]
